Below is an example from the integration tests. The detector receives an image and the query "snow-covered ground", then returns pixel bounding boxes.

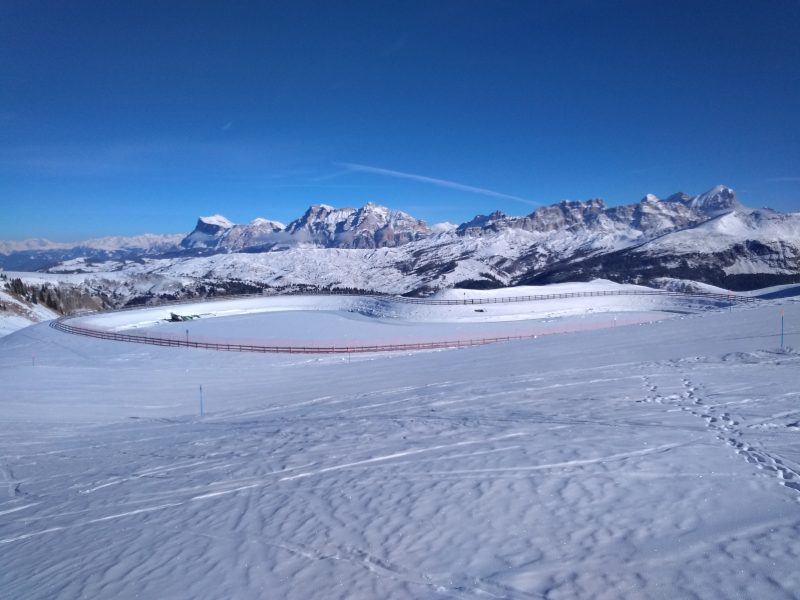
[1,286,798,599]
[62,280,732,350]
[0,288,58,338]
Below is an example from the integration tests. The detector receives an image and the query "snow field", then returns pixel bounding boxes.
[0,291,798,599]
[64,281,730,351]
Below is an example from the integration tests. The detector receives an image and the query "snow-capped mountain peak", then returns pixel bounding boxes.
[198,214,234,229]
[173,202,433,253]
[662,185,741,214]
[282,202,430,249]
[688,184,741,213]
[249,218,285,230]
[4,184,797,295]
[181,215,236,249]
[431,222,457,234]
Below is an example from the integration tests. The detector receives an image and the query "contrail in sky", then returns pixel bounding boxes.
[336,162,538,207]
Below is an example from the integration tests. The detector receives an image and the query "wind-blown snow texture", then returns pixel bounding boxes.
[1,287,799,599]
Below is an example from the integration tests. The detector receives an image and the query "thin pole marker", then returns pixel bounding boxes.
[780,309,785,351]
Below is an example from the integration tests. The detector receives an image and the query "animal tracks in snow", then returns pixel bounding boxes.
[637,372,800,497]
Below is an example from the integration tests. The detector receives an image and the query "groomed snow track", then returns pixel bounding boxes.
[50,289,757,354]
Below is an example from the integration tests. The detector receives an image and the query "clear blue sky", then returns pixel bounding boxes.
[2,0,799,241]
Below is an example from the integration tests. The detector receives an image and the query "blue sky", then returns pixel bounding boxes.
[1,0,799,241]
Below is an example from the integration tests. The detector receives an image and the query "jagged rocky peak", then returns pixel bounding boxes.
[526,198,607,231]
[303,203,337,217]
[218,218,287,252]
[532,198,607,219]
[285,204,352,234]
[173,184,749,252]
[557,198,606,210]
[457,211,509,234]
[354,202,401,228]
[662,185,740,214]
[349,202,431,248]
[285,204,349,236]
[457,199,613,236]
[352,202,430,236]
[284,202,430,248]
[688,185,740,213]
[665,192,692,204]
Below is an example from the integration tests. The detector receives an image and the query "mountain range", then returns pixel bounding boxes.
[1,185,798,298]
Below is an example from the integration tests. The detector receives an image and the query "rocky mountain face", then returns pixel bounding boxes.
[573,207,800,290]
[399,185,779,292]
[457,185,739,240]
[177,202,431,252]
[179,215,235,249]
[1,185,798,295]
[180,215,286,252]
[284,202,431,249]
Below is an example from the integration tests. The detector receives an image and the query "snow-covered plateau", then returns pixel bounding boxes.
[1,283,799,599]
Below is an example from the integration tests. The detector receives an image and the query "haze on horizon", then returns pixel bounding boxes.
[1,0,799,241]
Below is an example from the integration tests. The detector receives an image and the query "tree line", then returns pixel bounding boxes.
[2,276,108,314]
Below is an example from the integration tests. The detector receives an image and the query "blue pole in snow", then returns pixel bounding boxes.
[199,384,204,417]
[781,310,784,350]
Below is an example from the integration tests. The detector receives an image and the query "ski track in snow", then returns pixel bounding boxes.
[1,296,799,599]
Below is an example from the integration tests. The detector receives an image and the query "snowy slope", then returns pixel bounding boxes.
[636,209,800,255]
[0,288,58,337]
[0,290,798,599]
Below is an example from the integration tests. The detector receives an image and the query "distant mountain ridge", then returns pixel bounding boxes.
[179,202,431,252]
[1,185,798,294]
[0,233,185,271]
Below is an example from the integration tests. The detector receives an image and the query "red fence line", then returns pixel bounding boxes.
[50,319,542,354]
[50,289,756,354]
